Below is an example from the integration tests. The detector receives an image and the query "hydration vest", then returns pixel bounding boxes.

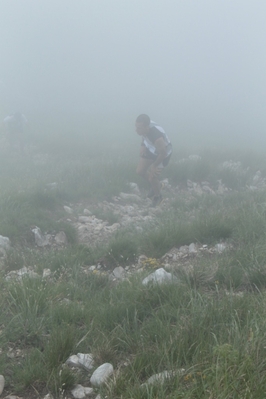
[143,121,172,157]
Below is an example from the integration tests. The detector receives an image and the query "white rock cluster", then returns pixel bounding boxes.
[142,268,178,285]
[66,353,94,370]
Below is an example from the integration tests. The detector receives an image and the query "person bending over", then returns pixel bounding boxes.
[3,111,28,153]
[135,114,172,207]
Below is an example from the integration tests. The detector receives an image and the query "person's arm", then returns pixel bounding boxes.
[152,137,167,166]
[140,139,146,156]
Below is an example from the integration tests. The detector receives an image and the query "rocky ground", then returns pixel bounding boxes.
[0,159,265,399]
[3,162,259,283]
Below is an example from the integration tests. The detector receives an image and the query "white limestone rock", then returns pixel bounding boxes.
[64,205,73,214]
[5,267,39,281]
[119,192,141,202]
[113,266,125,279]
[189,243,197,253]
[66,353,94,371]
[142,268,178,285]
[215,243,227,253]
[32,227,50,247]
[90,363,114,386]
[65,354,80,367]
[128,182,141,195]
[0,236,10,250]
[83,208,92,215]
[78,216,94,223]
[55,231,68,245]
[202,185,215,194]
[105,223,120,233]
[42,268,52,278]
[77,353,94,370]
[71,384,94,399]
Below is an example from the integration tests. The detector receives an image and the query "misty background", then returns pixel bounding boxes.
[1,0,266,149]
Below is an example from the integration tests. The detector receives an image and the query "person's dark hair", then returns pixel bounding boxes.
[136,114,150,126]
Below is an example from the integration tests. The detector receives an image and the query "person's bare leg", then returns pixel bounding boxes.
[136,158,154,181]
[148,168,162,196]
[136,158,163,199]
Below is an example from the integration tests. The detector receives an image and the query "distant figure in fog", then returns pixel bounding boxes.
[135,114,172,207]
[3,112,28,153]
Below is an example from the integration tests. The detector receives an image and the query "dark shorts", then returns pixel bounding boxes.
[141,150,172,167]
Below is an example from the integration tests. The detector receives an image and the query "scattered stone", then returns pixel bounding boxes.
[0,247,6,258]
[5,267,39,281]
[128,182,141,195]
[90,363,114,387]
[179,246,189,254]
[0,236,10,250]
[161,178,172,190]
[188,243,197,253]
[78,216,94,223]
[215,243,227,253]
[0,375,4,395]
[113,266,125,279]
[65,355,80,368]
[106,222,120,232]
[202,185,215,194]
[77,353,94,370]
[31,227,50,247]
[84,208,92,215]
[66,353,94,370]
[42,268,52,278]
[55,231,68,245]
[222,160,242,171]
[71,384,94,399]
[119,192,141,202]
[142,268,178,285]
[64,205,73,214]
[217,180,228,195]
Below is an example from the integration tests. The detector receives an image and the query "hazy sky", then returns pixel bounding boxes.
[1,0,266,146]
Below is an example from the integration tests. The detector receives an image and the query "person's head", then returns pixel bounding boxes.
[135,114,150,136]
[14,112,22,122]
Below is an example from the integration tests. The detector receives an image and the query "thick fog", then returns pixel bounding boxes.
[1,0,266,148]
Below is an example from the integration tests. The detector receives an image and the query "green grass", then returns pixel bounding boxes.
[2,133,266,397]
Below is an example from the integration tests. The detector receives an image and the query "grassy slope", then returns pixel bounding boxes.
[1,129,266,397]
